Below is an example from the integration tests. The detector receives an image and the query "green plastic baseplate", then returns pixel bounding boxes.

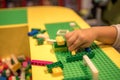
[45,21,120,80]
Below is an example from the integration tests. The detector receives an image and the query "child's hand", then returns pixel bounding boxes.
[65,29,96,51]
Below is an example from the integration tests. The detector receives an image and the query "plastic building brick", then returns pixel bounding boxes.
[52,67,63,76]
[37,38,45,45]
[83,55,99,80]
[66,49,95,62]
[28,28,47,46]
[31,60,53,66]
[69,22,80,30]
[66,52,83,62]
[5,69,11,77]
[0,76,7,80]
[22,61,28,68]
[17,55,26,62]
[4,55,21,75]
[56,36,65,46]
[8,76,19,80]
[28,29,39,36]
[36,34,48,40]
[86,51,95,59]
[46,39,56,44]
[0,55,32,80]
[46,61,63,73]
[70,22,76,27]
[31,28,41,32]
[71,50,76,55]
[31,28,46,34]
[56,29,69,36]
[53,42,68,52]
[20,68,26,80]
[0,64,4,73]
[40,30,46,33]
[85,47,91,52]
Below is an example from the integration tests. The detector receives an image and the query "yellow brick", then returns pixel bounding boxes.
[12,62,21,73]
[56,36,65,46]
[71,50,76,55]
[52,67,63,76]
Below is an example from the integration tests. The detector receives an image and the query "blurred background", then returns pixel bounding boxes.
[0,0,120,26]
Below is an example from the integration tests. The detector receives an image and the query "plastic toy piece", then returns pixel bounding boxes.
[52,67,63,76]
[6,69,11,77]
[31,60,53,66]
[0,65,4,73]
[37,38,45,45]
[56,36,65,46]
[31,28,41,32]
[28,29,39,36]
[36,34,49,40]
[86,51,95,59]
[8,76,19,80]
[66,52,84,62]
[53,42,68,52]
[0,76,7,80]
[57,29,69,36]
[46,61,63,73]
[22,61,28,68]
[85,47,95,59]
[71,50,76,55]
[85,47,91,52]
[4,55,21,75]
[70,22,76,27]
[83,55,99,80]
[46,39,56,44]
[20,68,25,80]
[28,28,46,37]
[69,22,80,30]
[40,30,46,34]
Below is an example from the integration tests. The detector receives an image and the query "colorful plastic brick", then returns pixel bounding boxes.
[71,50,76,55]
[5,69,11,77]
[8,76,19,80]
[22,61,28,68]
[46,61,63,73]
[0,76,7,80]
[57,29,69,36]
[56,36,65,46]
[0,64,4,73]
[40,30,46,33]
[36,34,48,40]
[85,47,91,52]
[4,55,21,75]
[70,22,80,30]
[31,60,53,66]
[31,28,41,32]
[28,29,39,36]
[52,67,63,76]
[53,42,68,52]
[37,38,45,45]
[83,55,99,80]
[20,68,26,80]
[70,22,76,27]
[46,39,56,44]
[66,52,84,62]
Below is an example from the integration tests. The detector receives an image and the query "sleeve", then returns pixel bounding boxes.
[112,24,120,50]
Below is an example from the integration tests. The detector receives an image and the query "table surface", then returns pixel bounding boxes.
[0,6,120,80]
